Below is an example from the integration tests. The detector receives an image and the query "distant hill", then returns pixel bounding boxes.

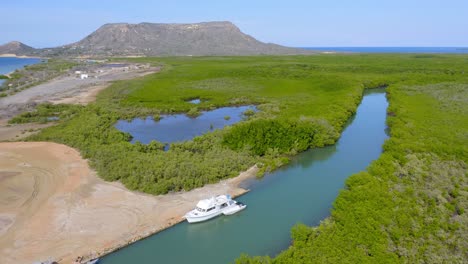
[0,41,36,56]
[0,22,313,57]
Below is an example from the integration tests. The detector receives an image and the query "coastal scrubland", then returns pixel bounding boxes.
[12,54,468,262]
[235,64,468,262]
[19,55,374,193]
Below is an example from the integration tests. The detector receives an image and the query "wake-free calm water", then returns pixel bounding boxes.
[303,47,468,53]
[0,57,41,86]
[102,89,388,264]
[115,106,256,144]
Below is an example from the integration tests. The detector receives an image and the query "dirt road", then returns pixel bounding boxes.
[0,64,159,141]
[0,64,159,119]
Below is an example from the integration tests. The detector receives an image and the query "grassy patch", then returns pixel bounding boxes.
[9,103,83,124]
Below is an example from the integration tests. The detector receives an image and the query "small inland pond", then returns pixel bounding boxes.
[102,88,388,264]
[115,105,256,145]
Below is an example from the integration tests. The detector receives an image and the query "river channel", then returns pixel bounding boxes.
[102,88,388,263]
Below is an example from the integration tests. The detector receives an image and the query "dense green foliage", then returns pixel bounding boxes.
[16,54,468,261]
[28,55,379,194]
[223,119,337,156]
[236,64,468,262]
[0,74,8,79]
[29,104,257,193]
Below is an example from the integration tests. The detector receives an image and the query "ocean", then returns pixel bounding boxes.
[303,47,468,53]
[0,57,42,86]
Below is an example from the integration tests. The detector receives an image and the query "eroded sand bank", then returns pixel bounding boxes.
[0,142,257,263]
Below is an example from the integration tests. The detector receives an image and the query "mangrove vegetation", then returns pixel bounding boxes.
[235,63,468,262]
[13,54,468,262]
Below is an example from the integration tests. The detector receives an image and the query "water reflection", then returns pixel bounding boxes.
[115,105,256,145]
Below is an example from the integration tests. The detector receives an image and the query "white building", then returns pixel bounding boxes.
[80,74,89,80]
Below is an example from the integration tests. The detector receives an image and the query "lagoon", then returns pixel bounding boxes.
[115,105,256,145]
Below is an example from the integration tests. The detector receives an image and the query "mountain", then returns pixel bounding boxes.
[1,22,313,57]
[0,41,36,56]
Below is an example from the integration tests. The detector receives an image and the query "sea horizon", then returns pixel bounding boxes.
[301,47,468,53]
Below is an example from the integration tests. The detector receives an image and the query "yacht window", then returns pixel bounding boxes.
[196,207,205,212]
[206,207,215,212]
[221,203,228,208]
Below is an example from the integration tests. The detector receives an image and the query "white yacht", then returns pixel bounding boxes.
[185,195,246,223]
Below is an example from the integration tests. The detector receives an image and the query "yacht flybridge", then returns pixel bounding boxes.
[185,194,246,223]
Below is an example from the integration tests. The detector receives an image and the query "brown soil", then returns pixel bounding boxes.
[0,119,53,142]
[0,142,257,264]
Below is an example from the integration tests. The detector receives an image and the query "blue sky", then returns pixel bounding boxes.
[2,0,468,48]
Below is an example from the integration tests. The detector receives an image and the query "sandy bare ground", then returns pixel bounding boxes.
[0,119,53,142]
[0,142,257,264]
[0,123,50,142]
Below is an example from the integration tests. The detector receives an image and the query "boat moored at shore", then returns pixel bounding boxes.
[185,195,246,223]
[223,201,246,215]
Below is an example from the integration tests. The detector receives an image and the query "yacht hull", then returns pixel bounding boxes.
[185,194,247,223]
[185,210,224,223]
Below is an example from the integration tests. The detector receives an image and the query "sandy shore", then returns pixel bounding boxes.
[0,142,258,264]
[0,54,42,59]
[0,61,256,263]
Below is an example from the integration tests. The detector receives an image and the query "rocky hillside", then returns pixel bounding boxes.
[1,22,312,57]
[0,41,36,56]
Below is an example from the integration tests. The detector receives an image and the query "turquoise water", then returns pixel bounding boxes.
[303,47,468,53]
[102,89,388,264]
[115,105,256,144]
[0,57,41,86]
